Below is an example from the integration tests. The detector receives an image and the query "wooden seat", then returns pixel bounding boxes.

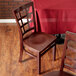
[14,2,56,74]
[23,32,56,52]
[43,31,76,76]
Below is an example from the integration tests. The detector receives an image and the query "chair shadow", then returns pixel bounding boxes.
[20,56,62,75]
[41,69,51,74]
[21,57,34,63]
[41,65,60,74]
[40,57,61,74]
[49,57,62,62]
[56,57,62,61]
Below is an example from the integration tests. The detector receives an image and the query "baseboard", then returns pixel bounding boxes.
[0,19,27,23]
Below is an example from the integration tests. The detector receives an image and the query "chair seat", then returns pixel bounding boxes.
[43,71,75,76]
[23,32,56,52]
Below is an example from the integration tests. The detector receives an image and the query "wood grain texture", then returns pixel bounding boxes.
[0,23,75,76]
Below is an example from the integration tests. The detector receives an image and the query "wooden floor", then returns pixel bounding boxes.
[0,23,75,76]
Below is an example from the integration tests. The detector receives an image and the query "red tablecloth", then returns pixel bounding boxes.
[33,0,76,34]
[34,0,76,9]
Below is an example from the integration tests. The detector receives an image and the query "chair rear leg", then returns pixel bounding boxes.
[37,52,41,74]
[19,46,23,62]
[53,43,56,61]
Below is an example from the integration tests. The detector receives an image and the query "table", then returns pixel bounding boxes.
[33,0,76,34]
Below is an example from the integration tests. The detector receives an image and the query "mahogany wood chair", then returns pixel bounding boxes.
[43,31,76,76]
[14,2,56,74]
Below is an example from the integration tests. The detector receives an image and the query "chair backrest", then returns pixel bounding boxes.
[60,31,76,73]
[14,2,36,39]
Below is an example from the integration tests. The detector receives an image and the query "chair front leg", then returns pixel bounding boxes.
[19,45,23,62]
[53,43,56,61]
[37,52,41,74]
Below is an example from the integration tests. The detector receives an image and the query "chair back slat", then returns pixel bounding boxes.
[18,12,32,21]
[18,15,27,21]
[22,27,35,36]
[20,20,33,28]
[68,46,76,53]
[14,2,36,39]
[64,64,76,73]
[66,56,76,63]
[19,11,25,33]
[26,7,30,28]
[66,31,76,42]
[60,31,76,73]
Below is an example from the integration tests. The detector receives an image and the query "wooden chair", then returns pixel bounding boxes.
[43,31,76,76]
[14,2,56,74]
